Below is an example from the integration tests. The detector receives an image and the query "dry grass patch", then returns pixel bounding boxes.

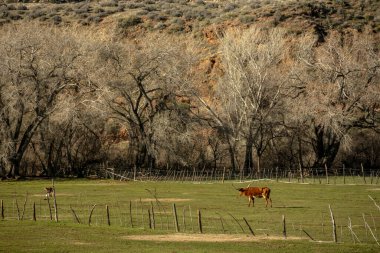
[72,241,92,245]
[123,233,303,242]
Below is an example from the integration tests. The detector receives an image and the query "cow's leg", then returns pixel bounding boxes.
[251,197,255,207]
[248,197,251,207]
[264,197,272,208]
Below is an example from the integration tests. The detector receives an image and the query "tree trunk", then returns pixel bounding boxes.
[226,135,237,175]
[243,137,254,177]
[256,152,261,177]
[6,117,44,178]
[312,125,341,168]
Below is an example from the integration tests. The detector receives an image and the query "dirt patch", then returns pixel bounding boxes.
[139,198,191,203]
[123,233,303,242]
[72,241,92,245]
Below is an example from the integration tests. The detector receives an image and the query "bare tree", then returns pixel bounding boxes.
[216,26,288,176]
[290,30,380,168]
[0,24,90,178]
[94,34,199,169]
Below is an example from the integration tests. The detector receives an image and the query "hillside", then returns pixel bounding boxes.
[1,0,379,41]
[0,0,379,179]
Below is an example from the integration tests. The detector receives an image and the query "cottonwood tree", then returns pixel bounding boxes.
[216,26,288,176]
[290,30,380,168]
[94,34,199,169]
[0,24,89,178]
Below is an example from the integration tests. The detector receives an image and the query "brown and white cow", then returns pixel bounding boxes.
[235,185,272,208]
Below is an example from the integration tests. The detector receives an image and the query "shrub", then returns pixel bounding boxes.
[99,0,117,7]
[223,3,238,12]
[205,3,219,9]
[125,3,143,9]
[172,10,183,17]
[144,0,155,5]
[117,15,142,29]
[0,18,9,25]
[88,15,102,23]
[239,14,255,24]
[273,10,286,26]
[74,5,91,15]
[154,22,166,30]
[117,4,125,12]
[53,15,62,24]
[146,12,158,20]
[7,5,16,11]
[171,17,184,25]
[169,23,184,33]
[143,5,157,12]
[80,19,89,26]
[17,5,28,11]
[137,10,148,16]
[29,9,46,19]
[9,14,22,20]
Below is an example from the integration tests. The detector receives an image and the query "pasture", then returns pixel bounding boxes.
[0,178,379,252]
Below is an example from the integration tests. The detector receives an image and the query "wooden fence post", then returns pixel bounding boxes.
[368,195,380,211]
[182,207,186,232]
[139,198,144,228]
[88,204,97,226]
[228,213,245,233]
[173,203,179,232]
[189,205,194,233]
[47,196,53,221]
[70,205,81,224]
[33,202,36,221]
[129,201,133,228]
[348,217,360,243]
[106,205,110,226]
[52,179,58,222]
[198,209,203,234]
[15,199,20,220]
[329,205,337,243]
[302,229,315,241]
[243,217,255,236]
[362,213,368,237]
[21,193,28,220]
[148,209,152,229]
[216,213,226,233]
[150,202,155,230]
[1,200,4,220]
[343,164,346,184]
[364,221,380,246]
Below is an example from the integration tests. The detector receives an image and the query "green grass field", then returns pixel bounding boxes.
[0,178,379,252]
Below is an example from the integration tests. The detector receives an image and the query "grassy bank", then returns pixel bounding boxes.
[0,179,379,252]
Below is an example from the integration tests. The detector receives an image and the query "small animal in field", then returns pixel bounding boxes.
[44,187,54,200]
[234,184,272,208]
